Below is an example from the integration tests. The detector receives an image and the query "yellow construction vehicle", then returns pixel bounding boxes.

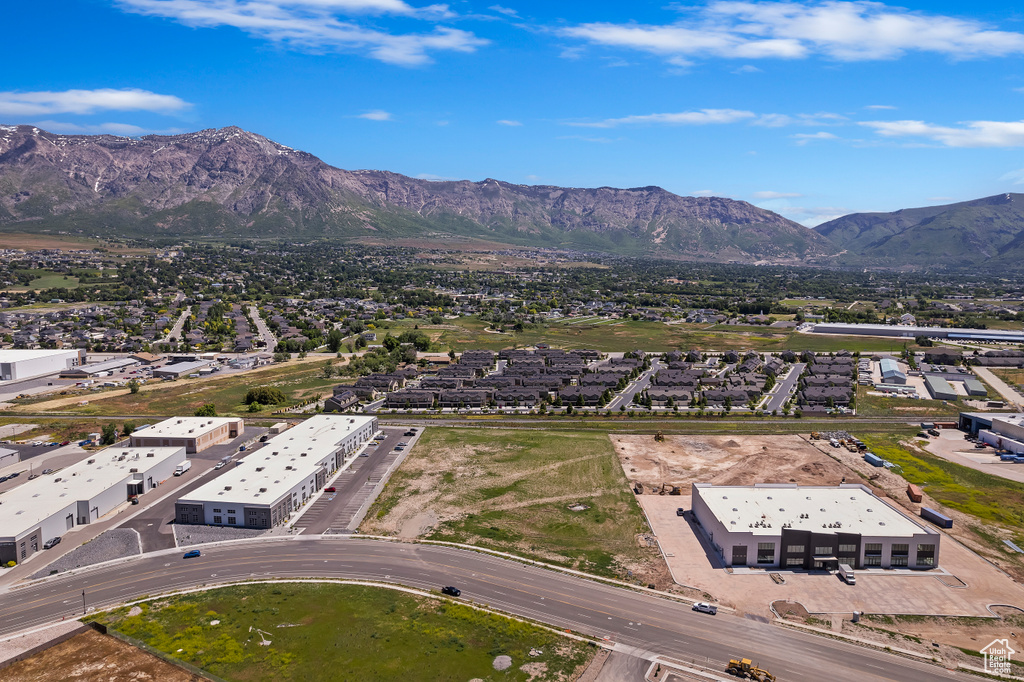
[726,658,777,681]
[654,430,665,442]
[810,431,821,440]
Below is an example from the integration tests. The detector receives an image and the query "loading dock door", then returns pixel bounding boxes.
[66,514,74,530]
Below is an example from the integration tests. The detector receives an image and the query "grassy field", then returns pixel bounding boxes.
[94,583,593,682]
[382,316,924,354]
[991,368,1024,392]
[4,269,80,292]
[362,428,664,583]
[20,358,344,417]
[855,386,963,418]
[860,432,1024,577]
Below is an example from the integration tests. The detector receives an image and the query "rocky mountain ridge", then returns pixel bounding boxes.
[0,124,830,261]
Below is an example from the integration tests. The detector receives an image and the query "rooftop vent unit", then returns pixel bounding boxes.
[147,452,154,457]
[259,488,267,493]
[129,468,138,473]
[224,486,232,491]
[87,458,95,464]
[256,467,264,472]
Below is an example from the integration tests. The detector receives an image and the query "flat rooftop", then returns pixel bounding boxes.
[695,483,929,538]
[0,349,80,363]
[133,417,239,440]
[0,447,185,537]
[65,357,138,375]
[180,415,376,507]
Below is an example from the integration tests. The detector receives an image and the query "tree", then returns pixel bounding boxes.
[326,328,345,353]
[322,361,336,379]
[127,379,140,394]
[195,403,217,417]
[100,423,117,445]
[382,334,400,351]
[245,386,287,405]
[122,421,136,436]
[248,401,263,413]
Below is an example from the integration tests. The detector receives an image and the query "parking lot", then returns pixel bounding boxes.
[924,428,1024,485]
[294,426,420,534]
[640,494,1024,618]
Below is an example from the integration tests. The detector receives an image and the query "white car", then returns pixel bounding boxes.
[692,602,718,615]
[215,462,226,469]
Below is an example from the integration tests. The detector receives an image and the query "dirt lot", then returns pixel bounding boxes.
[612,434,853,493]
[2,628,197,681]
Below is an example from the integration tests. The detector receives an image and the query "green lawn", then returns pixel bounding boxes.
[94,583,593,682]
[4,269,80,292]
[363,428,659,581]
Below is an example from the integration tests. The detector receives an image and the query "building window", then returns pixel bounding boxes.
[227,509,236,514]
[786,557,803,567]
[213,508,222,513]
[864,556,881,567]
[813,546,833,556]
[891,556,908,567]
[757,542,775,563]
[891,544,909,556]
[917,544,935,555]
[213,516,222,524]
[228,516,236,525]
[786,545,805,554]
[864,543,882,555]
[191,514,199,523]
[916,556,935,567]
[838,544,857,553]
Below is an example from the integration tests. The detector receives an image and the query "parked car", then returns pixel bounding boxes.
[8,472,19,478]
[43,537,62,549]
[324,486,336,493]
[183,550,201,559]
[42,468,54,475]
[692,602,718,615]
[440,586,461,597]
[215,461,226,469]
[403,431,416,436]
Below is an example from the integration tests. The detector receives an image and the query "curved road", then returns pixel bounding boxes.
[0,538,964,682]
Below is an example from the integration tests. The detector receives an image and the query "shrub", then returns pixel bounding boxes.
[195,403,217,417]
[245,386,287,405]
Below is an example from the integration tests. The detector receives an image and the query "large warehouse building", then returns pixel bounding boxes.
[692,483,941,571]
[0,349,86,383]
[809,323,1024,344]
[960,412,1024,454]
[129,416,243,454]
[175,414,378,529]
[0,446,186,564]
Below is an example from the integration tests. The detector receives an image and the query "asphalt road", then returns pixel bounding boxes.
[608,359,663,410]
[0,538,963,682]
[763,362,805,413]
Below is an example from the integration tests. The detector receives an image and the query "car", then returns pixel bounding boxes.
[183,550,202,559]
[440,586,461,597]
[60,441,70,446]
[215,461,226,469]
[8,472,19,478]
[0,476,7,483]
[359,452,370,457]
[403,431,415,436]
[129,495,140,505]
[42,468,54,475]
[43,537,62,549]
[259,435,269,442]
[692,602,717,615]
[976,443,989,449]
[324,486,336,493]
[676,508,685,516]
[398,442,408,447]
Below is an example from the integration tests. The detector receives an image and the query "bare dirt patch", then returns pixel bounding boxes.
[612,434,852,492]
[2,628,196,681]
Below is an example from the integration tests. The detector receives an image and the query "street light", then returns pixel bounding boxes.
[82,589,86,615]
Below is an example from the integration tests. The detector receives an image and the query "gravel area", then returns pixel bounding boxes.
[31,529,141,579]
[173,524,269,547]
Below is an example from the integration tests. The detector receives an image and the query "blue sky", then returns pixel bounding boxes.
[4,1,1024,225]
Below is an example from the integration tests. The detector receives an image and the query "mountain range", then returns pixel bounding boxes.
[813,193,1024,270]
[0,125,828,262]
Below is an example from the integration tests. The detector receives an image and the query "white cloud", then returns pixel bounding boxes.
[754,111,845,127]
[0,88,191,117]
[792,131,838,145]
[732,64,762,73]
[415,172,458,180]
[488,4,517,17]
[999,169,1024,185]
[568,108,755,128]
[358,109,393,120]
[496,119,522,126]
[692,189,716,197]
[561,1,1024,65]
[32,120,184,136]
[778,205,850,226]
[753,190,803,199]
[865,104,897,110]
[525,174,541,181]
[860,119,1024,147]
[116,0,486,66]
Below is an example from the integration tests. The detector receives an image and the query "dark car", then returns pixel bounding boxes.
[676,508,685,516]
[324,486,336,493]
[441,586,461,597]
[43,537,62,549]
[8,472,19,478]
[183,549,201,559]
[403,431,415,436]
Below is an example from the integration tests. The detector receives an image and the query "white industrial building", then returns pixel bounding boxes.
[960,412,1024,454]
[175,414,378,529]
[691,483,941,571]
[129,416,243,454]
[0,446,186,564]
[60,357,140,378]
[0,349,86,383]
[0,447,18,468]
[810,322,1024,343]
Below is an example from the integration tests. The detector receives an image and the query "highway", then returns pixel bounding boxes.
[0,538,965,682]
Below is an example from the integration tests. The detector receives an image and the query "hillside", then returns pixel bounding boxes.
[815,193,1024,269]
[0,125,831,262]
